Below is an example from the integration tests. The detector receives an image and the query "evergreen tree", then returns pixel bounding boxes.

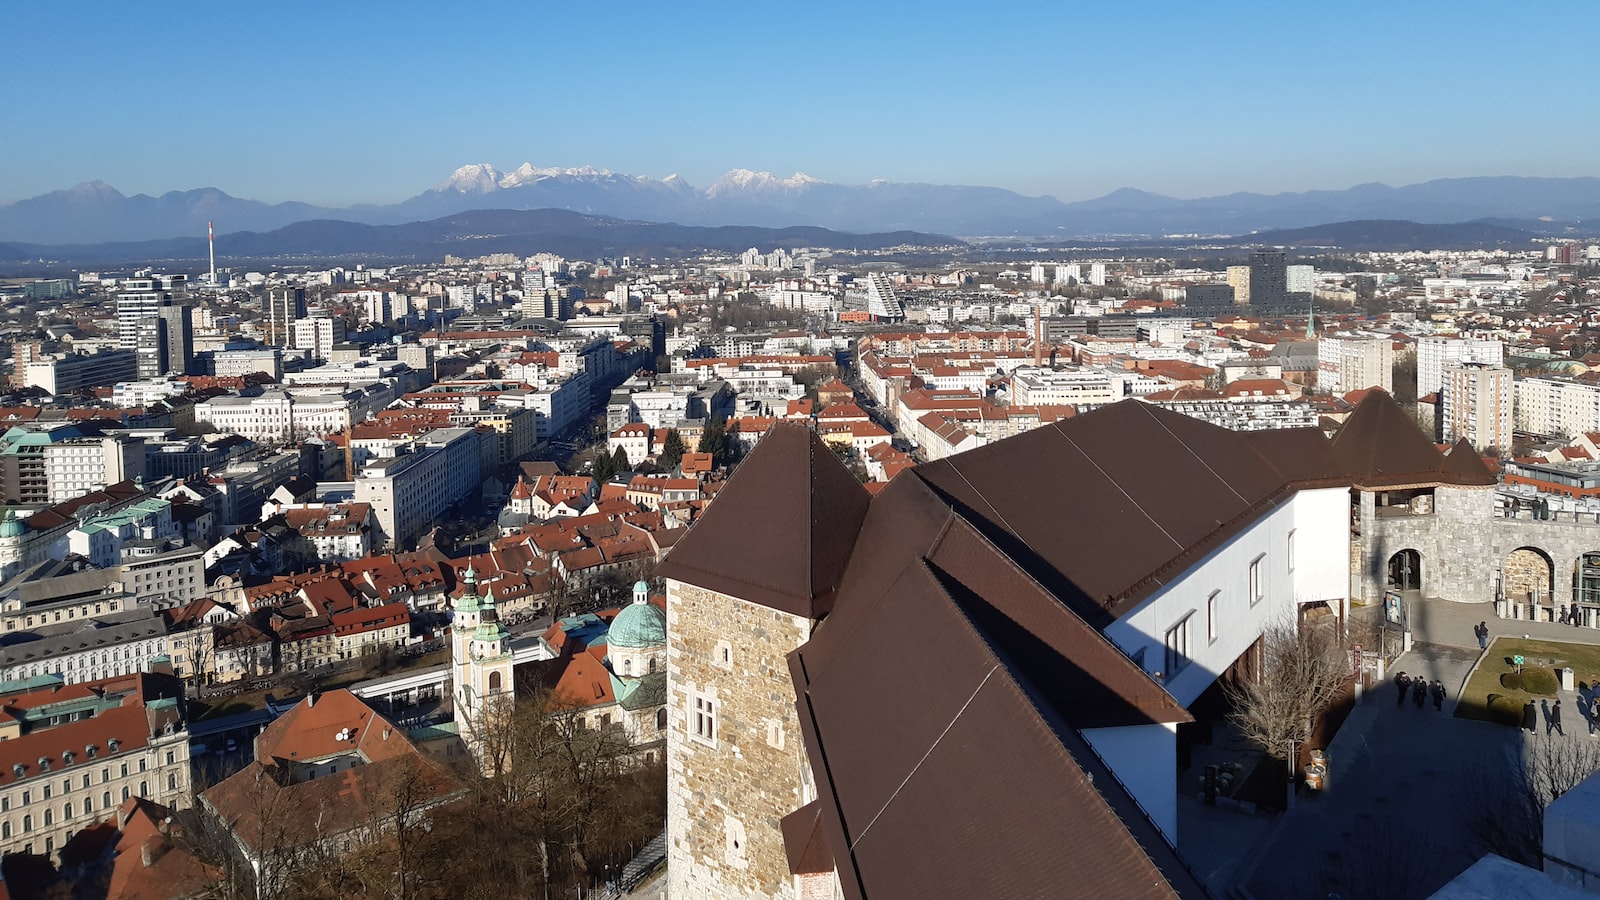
[698,416,728,464]
[610,444,631,474]
[591,447,616,485]
[658,429,686,470]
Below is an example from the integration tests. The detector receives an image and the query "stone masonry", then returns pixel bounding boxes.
[666,580,816,900]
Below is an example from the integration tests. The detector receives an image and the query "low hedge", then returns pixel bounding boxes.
[1522,667,1560,695]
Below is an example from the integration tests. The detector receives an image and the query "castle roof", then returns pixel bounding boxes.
[1330,389,1493,488]
[657,423,870,619]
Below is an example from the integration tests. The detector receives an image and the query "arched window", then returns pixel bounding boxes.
[121,787,130,802]
[139,781,147,797]
[44,809,52,826]
[22,814,31,833]
[622,658,633,675]
[648,657,657,674]
[1,821,8,839]
[102,791,110,809]
[63,802,72,820]
[656,708,667,730]
[489,671,502,692]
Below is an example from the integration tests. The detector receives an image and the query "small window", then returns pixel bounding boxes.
[1249,555,1265,606]
[1207,591,1220,644]
[693,693,717,744]
[1164,614,1193,680]
[656,708,667,731]
[1287,530,1296,574]
[714,640,733,671]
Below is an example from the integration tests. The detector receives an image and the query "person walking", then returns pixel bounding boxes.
[1431,680,1446,711]
[1476,621,1489,650]
[1413,677,1427,708]
[1396,673,1411,708]
[1553,699,1566,736]
[1587,695,1599,736]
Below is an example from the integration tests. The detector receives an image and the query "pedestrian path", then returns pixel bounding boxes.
[1407,596,1600,651]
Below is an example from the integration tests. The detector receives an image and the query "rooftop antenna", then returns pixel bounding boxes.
[208,221,216,287]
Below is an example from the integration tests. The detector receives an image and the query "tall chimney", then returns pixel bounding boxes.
[208,221,216,286]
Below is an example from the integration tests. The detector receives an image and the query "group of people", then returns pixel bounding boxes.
[1394,672,1448,711]
[1473,620,1490,650]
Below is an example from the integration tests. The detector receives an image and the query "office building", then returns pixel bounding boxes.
[25,349,139,395]
[1249,250,1287,308]
[116,276,186,351]
[44,435,147,503]
[292,315,346,362]
[265,288,307,347]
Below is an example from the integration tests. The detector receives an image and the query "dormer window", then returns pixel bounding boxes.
[12,764,23,778]
[62,751,74,765]
[107,738,120,753]
[37,757,49,772]
[85,744,97,759]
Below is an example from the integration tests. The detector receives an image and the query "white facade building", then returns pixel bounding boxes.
[1418,336,1504,398]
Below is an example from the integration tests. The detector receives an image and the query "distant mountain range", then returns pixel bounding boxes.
[0,209,959,267]
[3,166,1600,245]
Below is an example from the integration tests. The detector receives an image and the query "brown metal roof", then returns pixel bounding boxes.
[1329,389,1452,488]
[914,400,1291,616]
[1239,427,1351,487]
[1441,437,1498,486]
[780,799,834,876]
[791,550,1206,900]
[656,423,870,618]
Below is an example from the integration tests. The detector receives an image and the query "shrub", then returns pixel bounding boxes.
[1521,667,1559,696]
[1485,694,1526,728]
[1499,672,1523,691]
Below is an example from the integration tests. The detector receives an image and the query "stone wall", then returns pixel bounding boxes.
[666,580,814,900]
[1360,485,1600,607]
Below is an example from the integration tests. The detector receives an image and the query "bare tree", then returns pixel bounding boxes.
[1224,615,1349,806]
[1457,733,1600,867]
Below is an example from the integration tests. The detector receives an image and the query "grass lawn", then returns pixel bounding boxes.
[1456,636,1600,726]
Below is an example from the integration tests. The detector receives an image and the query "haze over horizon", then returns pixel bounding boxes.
[3,0,1593,208]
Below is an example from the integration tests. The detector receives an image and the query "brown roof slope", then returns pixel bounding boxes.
[1330,389,1448,487]
[657,423,870,618]
[914,400,1289,617]
[1239,427,1350,487]
[789,554,1205,900]
[1442,438,1498,486]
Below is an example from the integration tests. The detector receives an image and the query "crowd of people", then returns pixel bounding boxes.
[1393,671,1448,711]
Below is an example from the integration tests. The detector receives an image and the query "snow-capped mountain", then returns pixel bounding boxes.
[4,163,1600,245]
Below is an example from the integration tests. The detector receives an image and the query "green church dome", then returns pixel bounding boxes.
[0,511,23,539]
[608,600,666,650]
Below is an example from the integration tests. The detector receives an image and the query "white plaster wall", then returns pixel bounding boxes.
[1082,722,1179,843]
[1106,489,1349,709]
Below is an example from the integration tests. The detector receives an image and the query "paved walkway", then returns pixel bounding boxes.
[1231,597,1600,899]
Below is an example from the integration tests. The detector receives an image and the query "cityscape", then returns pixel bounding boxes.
[5,4,1600,900]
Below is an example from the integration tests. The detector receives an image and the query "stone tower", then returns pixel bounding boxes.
[657,424,870,900]
[450,564,513,770]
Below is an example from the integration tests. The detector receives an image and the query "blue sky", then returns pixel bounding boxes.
[1,1,1590,206]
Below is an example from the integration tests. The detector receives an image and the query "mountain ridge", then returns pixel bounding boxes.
[3,168,1599,245]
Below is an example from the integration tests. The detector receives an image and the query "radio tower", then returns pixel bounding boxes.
[208,221,216,287]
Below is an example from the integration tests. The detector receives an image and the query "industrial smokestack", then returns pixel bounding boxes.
[208,221,216,286]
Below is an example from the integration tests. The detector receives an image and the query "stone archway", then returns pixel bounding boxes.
[1504,547,1554,605]
[1388,549,1421,592]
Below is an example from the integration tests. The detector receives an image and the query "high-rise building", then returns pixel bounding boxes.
[117,275,186,350]
[1442,364,1513,452]
[1089,262,1107,286]
[1053,264,1072,285]
[1316,334,1394,395]
[1249,250,1287,308]
[864,273,904,321]
[135,304,194,379]
[1286,264,1315,297]
[1226,265,1252,305]
[292,315,347,362]
[1417,336,1505,398]
[265,288,307,346]
[1029,262,1047,284]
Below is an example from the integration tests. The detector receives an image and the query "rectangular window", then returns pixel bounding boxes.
[692,694,717,744]
[1287,530,1297,574]
[1164,615,1192,680]
[1207,591,1220,644]
[1249,555,1265,606]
